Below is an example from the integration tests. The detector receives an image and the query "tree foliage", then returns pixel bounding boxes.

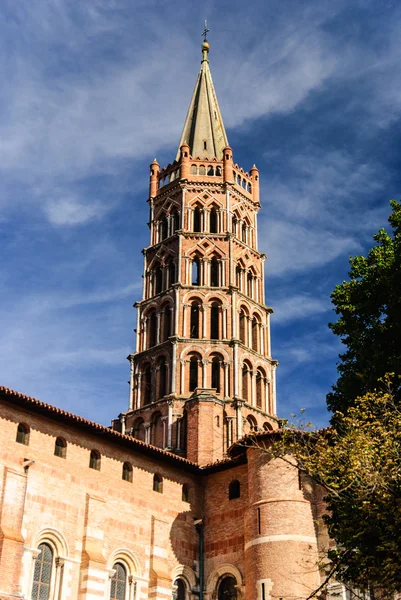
[327,200,401,416]
[252,378,401,598]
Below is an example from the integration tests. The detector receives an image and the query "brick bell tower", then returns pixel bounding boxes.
[117,36,279,464]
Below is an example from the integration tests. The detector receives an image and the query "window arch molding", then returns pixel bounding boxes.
[171,565,196,600]
[206,564,243,600]
[106,548,142,600]
[28,528,68,600]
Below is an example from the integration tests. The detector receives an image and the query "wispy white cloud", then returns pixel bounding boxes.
[271,293,332,324]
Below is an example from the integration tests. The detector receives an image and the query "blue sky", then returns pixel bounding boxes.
[1,0,401,428]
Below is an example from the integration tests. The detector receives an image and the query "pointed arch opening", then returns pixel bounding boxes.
[239,309,247,345]
[210,206,218,233]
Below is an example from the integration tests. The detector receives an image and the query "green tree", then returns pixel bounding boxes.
[327,200,401,416]
[249,379,401,598]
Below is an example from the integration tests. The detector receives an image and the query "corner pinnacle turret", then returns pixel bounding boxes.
[175,29,229,161]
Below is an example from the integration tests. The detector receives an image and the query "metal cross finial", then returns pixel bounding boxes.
[202,20,209,41]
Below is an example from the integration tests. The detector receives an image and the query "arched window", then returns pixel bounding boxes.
[252,317,258,352]
[242,223,247,243]
[190,164,197,175]
[211,356,221,393]
[122,462,133,483]
[162,304,171,342]
[166,261,176,287]
[193,205,201,232]
[247,415,258,432]
[132,418,145,442]
[110,562,127,600]
[31,542,53,600]
[229,479,240,500]
[153,473,163,493]
[199,165,206,176]
[143,365,152,405]
[218,576,237,600]
[247,272,253,298]
[174,578,187,600]
[236,265,242,290]
[189,356,199,391]
[151,413,164,447]
[210,257,219,287]
[210,207,218,233]
[171,210,180,233]
[192,258,200,286]
[207,165,214,176]
[16,423,29,445]
[216,166,222,176]
[149,310,157,348]
[190,302,200,338]
[160,217,168,241]
[182,483,189,503]
[242,365,249,401]
[155,266,163,295]
[210,303,219,340]
[239,310,246,345]
[157,358,167,399]
[54,437,67,458]
[89,450,101,471]
[256,370,264,409]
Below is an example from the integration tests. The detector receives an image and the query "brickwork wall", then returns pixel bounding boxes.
[0,400,201,600]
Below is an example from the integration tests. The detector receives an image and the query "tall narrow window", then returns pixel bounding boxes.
[236,265,241,290]
[190,302,200,338]
[210,257,219,287]
[256,371,263,409]
[158,358,167,399]
[210,207,217,232]
[54,437,67,458]
[16,423,29,445]
[149,311,157,348]
[192,258,200,285]
[89,450,101,471]
[193,206,201,232]
[211,357,220,392]
[143,365,152,405]
[153,473,163,493]
[160,217,168,241]
[172,210,180,233]
[189,356,199,391]
[168,261,176,286]
[122,462,133,483]
[155,266,163,294]
[242,365,249,401]
[31,543,53,600]
[210,303,219,339]
[252,318,258,351]
[247,272,253,298]
[175,579,187,600]
[229,479,240,500]
[182,484,189,503]
[162,305,171,341]
[239,311,246,345]
[242,223,247,243]
[110,562,127,600]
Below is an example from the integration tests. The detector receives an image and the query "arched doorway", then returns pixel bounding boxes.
[173,578,187,600]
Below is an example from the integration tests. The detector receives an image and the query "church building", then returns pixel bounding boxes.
[0,36,331,600]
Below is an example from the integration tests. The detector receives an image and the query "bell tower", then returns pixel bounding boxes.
[119,36,278,464]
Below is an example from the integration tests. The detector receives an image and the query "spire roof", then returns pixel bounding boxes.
[176,38,229,161]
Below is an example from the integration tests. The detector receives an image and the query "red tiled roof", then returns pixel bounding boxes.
[0,386,247,473]
[0,386,198,469]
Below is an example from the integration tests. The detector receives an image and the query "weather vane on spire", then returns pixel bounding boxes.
[202,20,209,41]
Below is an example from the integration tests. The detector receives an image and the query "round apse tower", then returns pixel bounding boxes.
[244,444,321,599]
